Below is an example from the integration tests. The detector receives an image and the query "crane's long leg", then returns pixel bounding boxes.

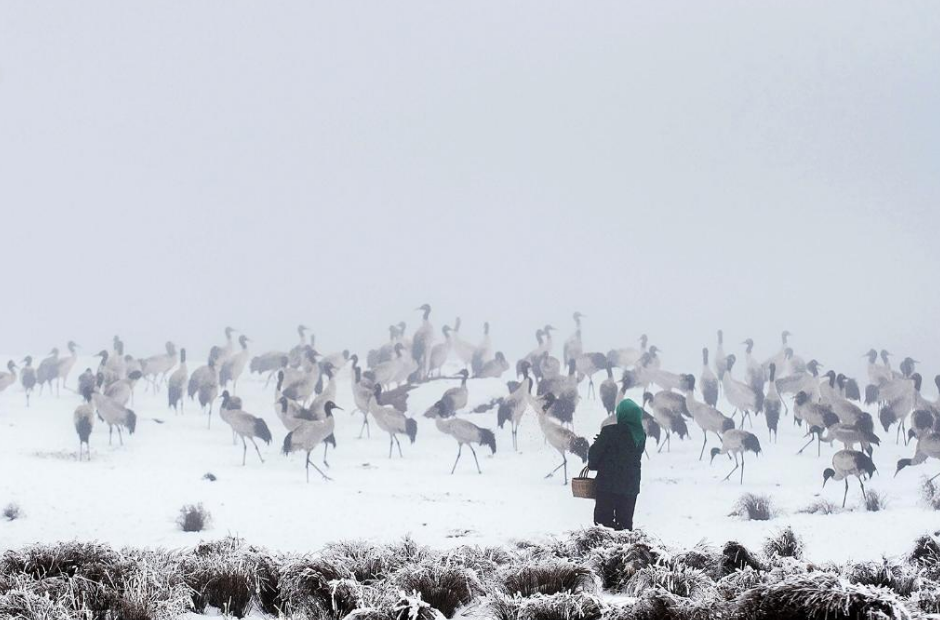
[451,444,463,474]
[469,444,482,474]
[546,460,566,478]
[232,429,237,446]
[241,437,247,466]
[722,453,739,482]
[394,434,404,458]
[322,441,329,467]
[859,478,866,505]
[109,425,113,446]
[117,427,124,446]
[928,471,940,483]
[699,433,708,461]
[388,434,394,458]
[305,453,332,481]
[740,453,745,485]
[842,478,849,508]
[797,432,815,454]
[250,437,264,463]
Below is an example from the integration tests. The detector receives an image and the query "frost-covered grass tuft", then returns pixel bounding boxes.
[845,558,919,596]
[2,503,22,522]
[862,489,887,512]
[920,477,940,510]
[910,534,940,569]
[391,560,484,619]
[176,503,211,532]
[797,499,841,515]
[278,556,358,618]
[487,592,605,620]
[587,542,660,593]
[500,560,595,597]
[762,527,804,560]
[736,572,909,620]
[732,493,774,521]
[181,537,280,617]
[628,565,714,599]
[719,541,763,577]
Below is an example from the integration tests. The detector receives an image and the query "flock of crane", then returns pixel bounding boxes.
[1,307,938,509]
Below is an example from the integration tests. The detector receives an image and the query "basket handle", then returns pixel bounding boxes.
[578,466,591,478]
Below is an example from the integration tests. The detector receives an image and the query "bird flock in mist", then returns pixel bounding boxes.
[1,306,939,507]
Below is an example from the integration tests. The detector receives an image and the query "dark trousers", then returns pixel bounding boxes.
[594,490,638,531]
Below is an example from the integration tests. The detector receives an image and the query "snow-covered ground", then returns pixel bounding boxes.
[0,355,935,564]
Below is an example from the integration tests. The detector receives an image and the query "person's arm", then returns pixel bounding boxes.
[588,430,608,471]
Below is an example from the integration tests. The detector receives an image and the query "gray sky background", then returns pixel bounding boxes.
[1,2,938,375]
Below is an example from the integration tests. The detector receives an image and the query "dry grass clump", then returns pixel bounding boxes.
[499,560,595,597]
[179,537,280,617]
[762,527,804,560]
[920,477,940,510]
[862,489,888,512]
[390,559,484,619]
[176,503,211,532]
[487,592,605,620]
[797,499,841,515]
[278,555,359,619]
[731,493,775,521]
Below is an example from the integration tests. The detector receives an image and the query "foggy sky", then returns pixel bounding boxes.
[1,2,939,375]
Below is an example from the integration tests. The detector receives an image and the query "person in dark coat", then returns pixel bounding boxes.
[588,398,645,530]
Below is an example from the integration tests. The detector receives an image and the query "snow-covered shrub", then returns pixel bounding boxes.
[719,541,763,577]
[912,582,940,614]
[715,567,765,600]
[561,527,649,559]
[0,541,120,581]
[2,503,22,522]
[909,534,940,568]
[605,588,724,620]
[731,493,774,521]
[180,537,280,617]
[0,588,73,620]
[735,573,910,620]
[627,565,714,599]
[797,499,841,515]
[845,558,919,596]
[176,503,211,532]
[587,542,659,592]
[862,490,887,512]
[499,560,595,597]
[105,551,193,620]
[445,545,518,582]
[487,591,604,620]
[278,556,359,619]
[390,560,484,619]
[920,477,940,510]
[323,540,398,584]
[762,527,804,560]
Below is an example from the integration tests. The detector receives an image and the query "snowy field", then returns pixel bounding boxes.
[0,355,937,565]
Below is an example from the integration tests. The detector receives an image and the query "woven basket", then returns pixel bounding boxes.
[571,466,596,500]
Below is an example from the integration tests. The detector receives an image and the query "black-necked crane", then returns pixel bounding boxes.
[54,341,79,394]
[220,335,250,393]
[216,326,238,366]
[371,343,405,389]
[288,325,311,368]
[908,410,940,443]
[820,423,880,456]
[309,363,339,419]
[106,336,127,381]
[761,330,792,377]
[275,395,336,462]
[878,373,918,444]
[451,318,476,370]
[863,348,893,403]
[95,350,120,388]
[0,361,17,394]
[534,393,589,485]
[637,351,683,393]
[763,364,782,442]
[824,450,877,507]
[470,322,492,377]
[722,354,763,427]
[141,341,177,392]
[679,374,735,460]
[741,339,765,396]
[104,370,143,407]
[428,326,453,378]
[599,363,619,418]
[576,352,608,399]
[836,373,862,402]
[367,325,400,369]
[794,391,839,456]
[219,389,244,413]
[819,370,841,405]
[168,348,188,414]
[282,401,341,482]
[642,391,689,453]
[563,312,584,367]
[607,334,648,370]
[412,304,435,381]
[476,352,509,379]
[281,348,321,405]
[709,429,762,484]
[538,359,579,426]
[218,391,273,465]
[700,348,719,408]
[74,391,95,461]
[36,347,59,396]
[250,351,287,387]
[775,359,822,406]
[20,356,37,406]
[828,385,876,434]
[188,347,222,427]
[77,368,96,398]
[370,384,418,458]
[350,355,375,438]
[896,431,940,483]
[424,394,496,474]
[90,389,137,446]
[537,352,562,382]
[497,363,534,452]
[427,369,470,418]
[520,329,547,380]
[715,330,730,380]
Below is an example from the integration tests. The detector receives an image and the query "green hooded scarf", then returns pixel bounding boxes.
[616,398,646,451]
